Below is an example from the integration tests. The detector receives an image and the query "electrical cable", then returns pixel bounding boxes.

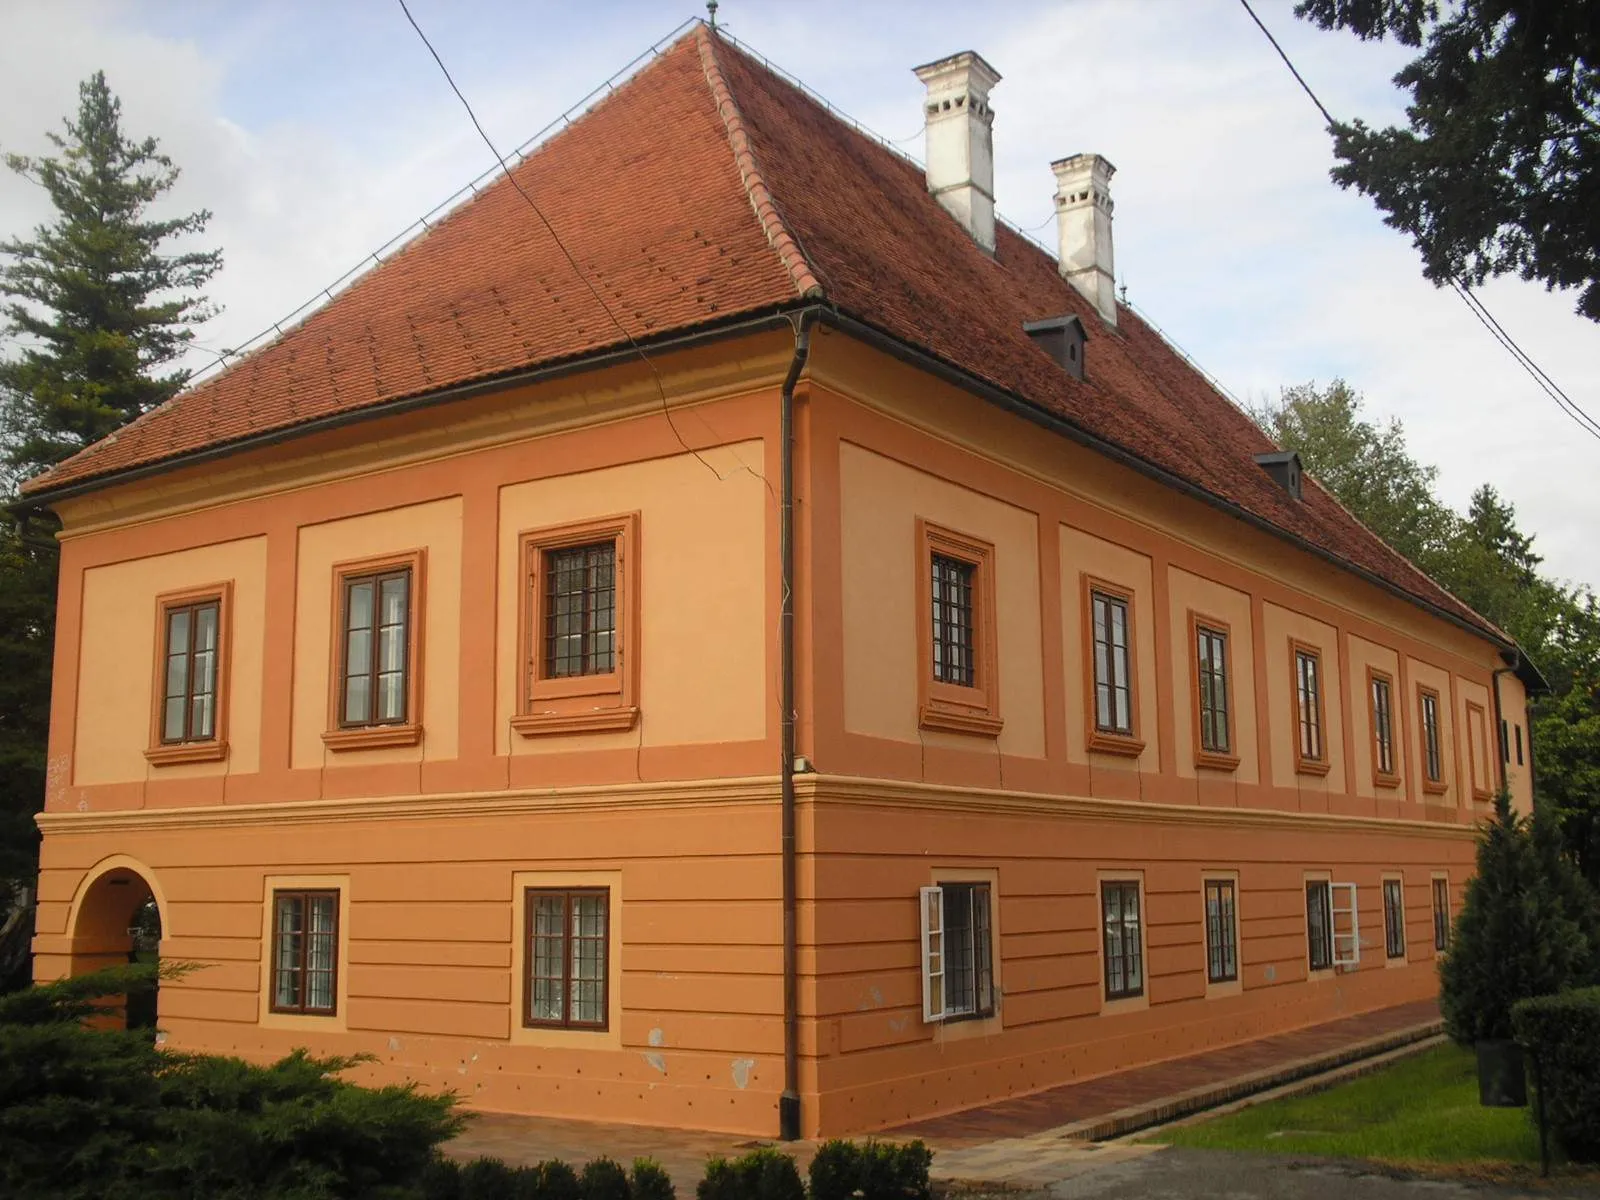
[1237,0,1600,445]
[396,0,734,480]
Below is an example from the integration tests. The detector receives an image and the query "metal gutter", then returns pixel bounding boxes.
[777,307,817,1142]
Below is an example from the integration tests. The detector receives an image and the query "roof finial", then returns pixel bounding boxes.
[706,0,718,30]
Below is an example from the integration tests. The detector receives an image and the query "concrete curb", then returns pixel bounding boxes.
[1057,1018,1444,1143]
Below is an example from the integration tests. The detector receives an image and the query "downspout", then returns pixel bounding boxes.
[779,308,817,1142]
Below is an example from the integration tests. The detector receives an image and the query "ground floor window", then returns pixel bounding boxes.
[524,888,609,1029]
[1306,880,1333,972]
[920,881,994,1021]
[1432,876,1451,952]
[1383,878,1406,960]
[1204,878,1238,984]
[271,890,339,1015]
[1101,880,1144,1000]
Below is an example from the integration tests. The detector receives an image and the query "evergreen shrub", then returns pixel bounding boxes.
[1512,987,1600,1163]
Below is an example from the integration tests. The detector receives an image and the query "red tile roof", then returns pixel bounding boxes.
[23,26,1501,645]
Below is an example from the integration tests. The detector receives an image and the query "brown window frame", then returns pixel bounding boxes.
[937,881,996,1021]
[1367,667,1400,788]
[1465,700,1492,802]
[1083,576,1143,757]
[1419,686,1447,794]
[514,514,640,736]
[1291,640,1330,776]
[1515,723,1524,766]
[916,520,1002,737]
[1101,879,1145,1000]
[1432,876,1451,952]
[1203,877,1239,985]
[1382,877,1406,960]
[269,889,340,1016]
[522,887,611,1031]
[1189,613,1238,771]
[145,582,232,766]
[1306,879,1334,972]
[323,550,425,751]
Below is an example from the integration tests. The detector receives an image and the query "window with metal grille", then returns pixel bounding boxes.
[1515,724,1524,766]
[271,890,339,1015]
[1432,877,1451,951]
[1383,879,1406,959]
[544,542,617,678]
[524,888,609,1029]
[1421,690,1443,783]
[1101,880,1144,999]
[1196,626,1230,754]
[1371,674,1395,776]
[1092,591,1133,735]
[918,882,994,1021]
[1295,648,1324,765]
[1204,878,1238,984]
[160,598,220,743]
[340,568,410,727]
[1306,880,1333,971]
[930,554,976,686]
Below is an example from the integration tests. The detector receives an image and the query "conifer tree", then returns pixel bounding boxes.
[0,73,221,907]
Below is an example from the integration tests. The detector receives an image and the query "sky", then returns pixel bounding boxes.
[2,0,1596,589]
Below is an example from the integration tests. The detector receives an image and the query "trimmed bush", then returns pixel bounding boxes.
[630,1157,676,1200]
[808,1139,932,1200]
[459,1155,520,1200]
[697,1148,804,1200]
[538,1157,584,1200]
[583,1156,632,1200]
[1512,987,1600,1163]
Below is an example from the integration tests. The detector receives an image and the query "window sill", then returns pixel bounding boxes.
[144,740,228,766]
[1422,780,1449,797]
[1088,729,1145,757]
[1294,757,1333,777]
[1194,749,1240,772]
[1471,788,1493,804]
[1204,976,1243,999]
[918,704,1003,738]
[1385,953,1408,970]
[1373,772,1402,790]
[322,724,422,752]
[1099,990,1149,1016]
[512,706,639,736]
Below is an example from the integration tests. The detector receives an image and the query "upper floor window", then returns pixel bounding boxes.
[271,889,339,1016]
[516,514,640,736]
[146,584,231,766]
[1369,669,1398,786]
[1420,687,1445,792]
[1292,642,1328,774]
[920,880,995,1022]
[340,568,411,727]
[916,521,1001,737]
[1086,581,1140,755]
[1192,616,1236,769]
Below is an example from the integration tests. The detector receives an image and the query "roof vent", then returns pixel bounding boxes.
[1254,450,1303,500]
[1023,314,1087,380]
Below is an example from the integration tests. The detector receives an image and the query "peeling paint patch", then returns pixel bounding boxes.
[731,1058,756,1089]
[857,985,886,1011]
[388,1036,404,1051]
[1264,965,1277,983]
[648,1027,665,1047]
[644,1052,667,1074]
[456,1052,479,1076]
[888,1016,909,1033]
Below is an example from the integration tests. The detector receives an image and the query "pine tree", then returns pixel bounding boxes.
[1,71,221,474]
[0,73,221,907]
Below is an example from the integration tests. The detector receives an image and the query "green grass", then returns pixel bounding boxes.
[1146,1043,1541,1167]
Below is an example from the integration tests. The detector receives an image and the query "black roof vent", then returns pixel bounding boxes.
[1023,314,1087,380]
[1254,450,1303,500]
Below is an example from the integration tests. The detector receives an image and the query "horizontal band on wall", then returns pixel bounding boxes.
[37,771,1477,841]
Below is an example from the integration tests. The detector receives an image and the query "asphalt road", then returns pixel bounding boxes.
[1046,1147,1597,1200]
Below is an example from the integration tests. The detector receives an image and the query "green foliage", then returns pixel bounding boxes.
[629,1158,676,1200]
[458,1156,521,1200]
[1294,1,1600,322]
[807,1139,932,1200]
[1534,671,1600,886]
[1440,791,1591,1043]
[0,960,183,1026]
[0,513,55,910]
[1512,986,1600,1162]
[537,1157,583,1200]
[697,1149,804,1200]
[582,1157,632,1200]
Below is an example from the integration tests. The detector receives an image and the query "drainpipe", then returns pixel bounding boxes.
[779,308,817,1142]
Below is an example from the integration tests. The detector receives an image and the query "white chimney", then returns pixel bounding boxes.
[1052,154,1118,326]
[913,52,1002,253]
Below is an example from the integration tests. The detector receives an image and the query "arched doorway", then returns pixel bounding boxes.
[66,859,167,1030]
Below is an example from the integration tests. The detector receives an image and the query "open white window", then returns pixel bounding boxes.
[920,882,993,1023]
[1330,881,1360,968]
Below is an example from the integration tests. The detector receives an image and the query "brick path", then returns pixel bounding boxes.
[888,998,1441,1147]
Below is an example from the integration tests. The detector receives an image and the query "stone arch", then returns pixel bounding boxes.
[63,855,170,1026]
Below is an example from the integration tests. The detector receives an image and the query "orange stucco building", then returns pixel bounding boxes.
[25,25,1537,1139]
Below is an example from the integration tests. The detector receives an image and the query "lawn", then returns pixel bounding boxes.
[1146,1043,1541,1167]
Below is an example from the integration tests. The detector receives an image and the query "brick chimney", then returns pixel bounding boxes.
[914,52,1002,254]
[1052,153,1117,326]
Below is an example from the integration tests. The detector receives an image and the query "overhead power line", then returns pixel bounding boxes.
[1237,0,1600,446]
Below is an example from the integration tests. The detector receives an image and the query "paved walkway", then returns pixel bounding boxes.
[444,999,1442,1192]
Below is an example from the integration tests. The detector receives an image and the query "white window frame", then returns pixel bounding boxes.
[920,885,946,1022]
[1330,880,1360,968]
[919,882,993,1023]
